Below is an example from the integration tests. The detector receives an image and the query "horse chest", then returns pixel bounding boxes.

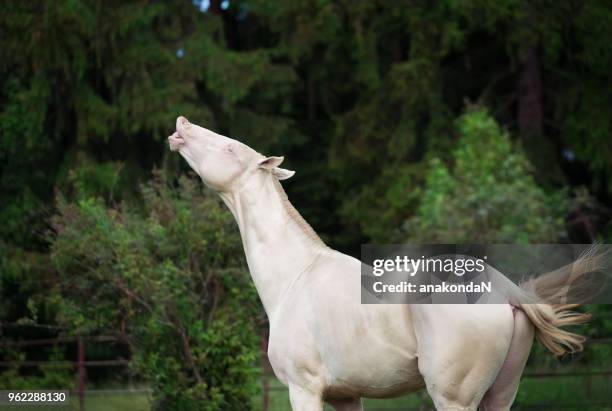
[266,311,327,388]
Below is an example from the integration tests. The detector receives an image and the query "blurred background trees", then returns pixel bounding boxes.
[1,0,612,409]
[403,108,568,243]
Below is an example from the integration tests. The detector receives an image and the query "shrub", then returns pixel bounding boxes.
[405,109,568,243]
[49,171,261,410]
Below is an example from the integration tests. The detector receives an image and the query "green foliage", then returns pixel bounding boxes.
[1,0,612,403]
[0,0,291,244]
[2,0,612,249]
[49,172,261,410]
[547,2,612,171]
[0,348,73,390]
[405,109,568,243]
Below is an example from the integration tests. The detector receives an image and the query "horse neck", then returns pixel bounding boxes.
[219,173,327,317]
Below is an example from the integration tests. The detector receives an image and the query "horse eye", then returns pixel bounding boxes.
[225,144,234,153]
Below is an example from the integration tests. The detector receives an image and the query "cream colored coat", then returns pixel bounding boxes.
[169,116,546,411]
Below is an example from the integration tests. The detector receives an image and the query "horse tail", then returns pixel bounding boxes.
[518,303,590,356]
[515,247,604,356]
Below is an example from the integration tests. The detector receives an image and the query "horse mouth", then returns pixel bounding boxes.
[168,131,184,152]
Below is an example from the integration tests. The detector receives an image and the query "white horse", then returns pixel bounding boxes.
[168,116,592,411]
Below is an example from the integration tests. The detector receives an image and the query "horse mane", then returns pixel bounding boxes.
[271,178,327,248]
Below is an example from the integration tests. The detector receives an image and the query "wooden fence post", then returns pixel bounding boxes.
[261,335,269,411]
[77,337,85,411]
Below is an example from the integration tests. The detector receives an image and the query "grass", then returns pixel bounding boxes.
[252,377,429,410]
[0,391,151,411]
[513,376,612,410]
[1,375,609,411]
[79,391,151,411]
[252,374,612,411]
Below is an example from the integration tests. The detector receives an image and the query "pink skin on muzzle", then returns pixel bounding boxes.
[168,116,190,151]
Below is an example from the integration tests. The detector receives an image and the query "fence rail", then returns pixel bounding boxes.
[0,335,129,411]
[1,335,120,347]
[0,359,130,367]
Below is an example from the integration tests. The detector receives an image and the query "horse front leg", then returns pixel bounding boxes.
[289,384,324,411]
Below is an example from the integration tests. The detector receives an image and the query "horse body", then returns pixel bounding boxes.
[219,170,519,410]
[268,250,424,399]
[169,116,590,410]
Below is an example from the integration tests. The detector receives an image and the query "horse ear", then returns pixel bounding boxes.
[258,157,294,180]
[258,156,284,169]
[272,167,295,180]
